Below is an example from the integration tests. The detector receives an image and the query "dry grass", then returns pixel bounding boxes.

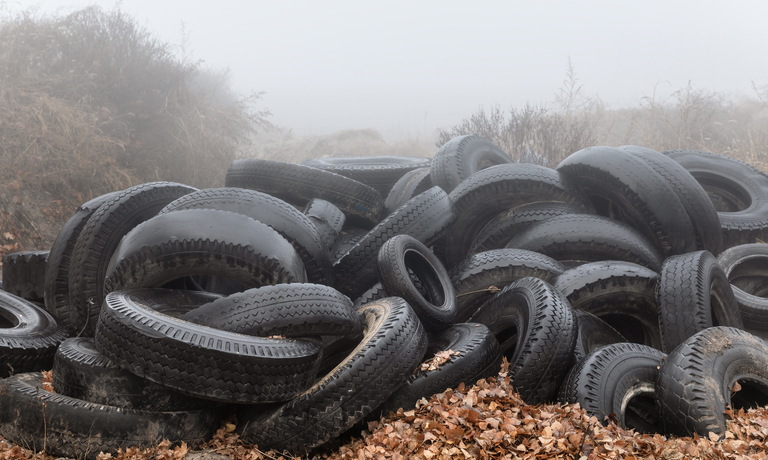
[0,5,269,252]
[439,66,768,173]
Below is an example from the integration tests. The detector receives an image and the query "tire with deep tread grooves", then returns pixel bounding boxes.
[438,163,594,268]
[0,372,221,460]
[572,310,627,365]
[331,227,369,263]
[377,235,456,331]
[373,323,502,418]
[656,327,768,438]
[469,202,582,254]
[180,283,363,339]
[717,243,768,337]
[467,277,576,404]
[619,145,722,254]
[430,135,512,193]
[449,249,566,324]
[506,213,663,271]
[52,337,210,410]
[95,288,322,403]
[559,342,665,433]
[554,261,662,350]
[103,208,307,298]
[664,149,768,250]
[333,186,454,300]
[656,250,743,353]
[2,250,48,303]
[238,297,428,455]
[304,198,346,250]
[557,146,697,257]
[158,187,332,285]
[302,155,430,196]
[67,182,197,336]
[384,167,433,215]
[0,290,68,377]
[225,159,384,228]
[44,191,119,333]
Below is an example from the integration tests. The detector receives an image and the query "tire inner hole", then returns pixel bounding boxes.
[0,310,18,328]
[404,250,445,307]
[731,378,768,410]
[691,172,752,213]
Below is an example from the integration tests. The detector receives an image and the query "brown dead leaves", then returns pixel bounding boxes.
[419,350,460,372]
[321,376,768,460]
[4,374,768,459]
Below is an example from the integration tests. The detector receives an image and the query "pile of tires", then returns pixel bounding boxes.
[2,137,768,457]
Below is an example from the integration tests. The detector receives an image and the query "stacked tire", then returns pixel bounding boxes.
[3,137,768,456]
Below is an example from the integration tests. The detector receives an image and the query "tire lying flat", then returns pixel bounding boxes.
[1,290,68,378]
[0,372,221,460]
[225,159,384,228]
[95,288,322,404]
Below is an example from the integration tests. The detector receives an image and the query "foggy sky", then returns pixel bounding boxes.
[20,0,768,139]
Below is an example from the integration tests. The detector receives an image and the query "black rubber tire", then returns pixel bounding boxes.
[0,290,68,378]
[377,235,456,331]
[506,213,664,271]
[572,310,627,365]
[304,198,346,250]
[95,288,322,403]
[353,282,387,308]
[467,277,576,404]
[469,202,583,254]
[67,182,197,336]
[619,145,722,255]
[331,227,369,262]
[559,342,665,433]
[717,243,768,337]
[664,149,768,250]
[438,163,594,268]
[302,155,430,196]
[2,250,48,303]
[372,323,502,418]
[554,261,662,350]
[384,167,433,215]
[450,248,566,324]
[430,135,512,193]
[43,191,119,333]
[52,337,210,410]
[656,250,743,353]
[0,372,221,459]
[103,208,307,298]
[225,159,384,228]
[333,186,454,300]
[656,327,768,438]
[158,187,333,286]
[557,146,697,257]
[238,297,428,455]
[180,283,363,339]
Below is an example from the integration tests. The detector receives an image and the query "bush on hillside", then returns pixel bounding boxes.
[0,5,269,250]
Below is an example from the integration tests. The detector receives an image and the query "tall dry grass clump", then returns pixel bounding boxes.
[0,6,269,249]
[439,63,767,172]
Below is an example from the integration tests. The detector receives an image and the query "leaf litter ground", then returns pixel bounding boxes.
[3,364,768,459]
